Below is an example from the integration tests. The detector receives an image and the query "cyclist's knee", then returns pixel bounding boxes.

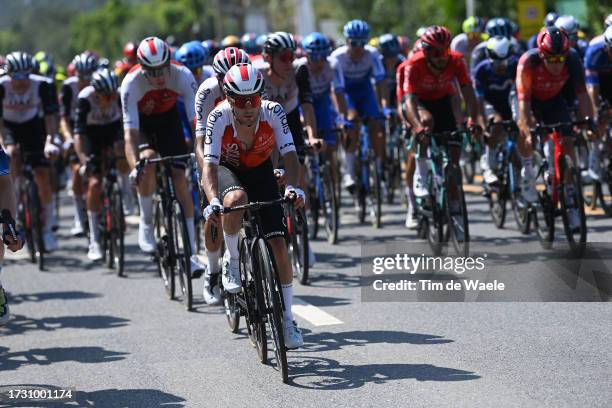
[223,189,247,208]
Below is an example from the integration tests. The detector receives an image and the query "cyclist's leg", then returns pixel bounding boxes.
[342,92,360,189]
[0,155,13,323]
[413,102,436,199]
[481,105,505,183]
[135,120,158,253]
[69,143,87,235]
[111,121,134,214]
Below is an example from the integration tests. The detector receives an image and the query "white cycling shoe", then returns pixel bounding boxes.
[190,255,206,277]
[203,270,222,305]
[222,252,241,294]
[138,222,156,254]
[87,242,103,261]
[284,319,304,349]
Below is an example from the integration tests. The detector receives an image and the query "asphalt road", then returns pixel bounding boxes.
[1,183,611,408]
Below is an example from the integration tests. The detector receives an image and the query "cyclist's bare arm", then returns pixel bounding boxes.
[459,83,480,125]
[333,90,349,118]
[586,84,600,118]
[44,113,59,144]
[375,79,390,109]
[73,133,87,165]
[124,128,140,169]
[202,162,219,203]
[406,93,423,132]
[60,115,73,141]
[301,102,319,142]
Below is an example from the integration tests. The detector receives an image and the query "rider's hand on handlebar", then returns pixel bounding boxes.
[203,197,223,226]
[274,168,286,186]
[308,138,326,153]
[43,141,61,159]
[284,185,305,209]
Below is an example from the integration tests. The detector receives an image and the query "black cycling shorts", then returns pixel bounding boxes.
[138,107,188,168]
[82,120,122,174]
[418,96,457,134]
[532,94,573,137]
[3,117,48,168]
[217,159,286,240]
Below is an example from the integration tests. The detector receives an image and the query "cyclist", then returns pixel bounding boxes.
[403,26,481,237]
[200,63,304,349]
[554,15,587,59]
[297,32,348,178]
[221,35,241,49]
[331,20,389,192]
[60,52,99,236]
[74,69,126,261]
[451,16,487,67]
[0,51,61,251]
[515,27,596,229]
[115,41,138,80]
[528,12,559,50]
[584,26,612,179]
[0,146,25,325]
[379,34,405,114]
[473,36,518,185]
[470,18,523,73]
[241,33,261,57]
[121,36,206,275]
[195,46,250,305]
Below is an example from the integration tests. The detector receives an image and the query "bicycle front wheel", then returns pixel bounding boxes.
[27,181,45,271]
[445,164,470,256]
[255,238,288,384]
[367,157,382,228]
[171,200,193,311]
[322,164,338,244]
[110,183,125,276]
[289,208,309,285]
[559,155,587,256]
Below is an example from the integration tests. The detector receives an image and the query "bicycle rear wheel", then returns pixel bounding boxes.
[533,185,555,250]
[288,208,309,285]
[19,187,36,264]
[256,238,288,384]
[157,202,176,300]
[487,151,507,229]
[171,200,193,311]
[509,151,530,234]
[559,156,587,256]
[445,164,470,256]
[27,181,45,271]
[368,157,382,228]
[322,165,338,244]
[110,183,125,276]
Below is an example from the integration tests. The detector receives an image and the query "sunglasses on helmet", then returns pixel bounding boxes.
[228,94,262,108]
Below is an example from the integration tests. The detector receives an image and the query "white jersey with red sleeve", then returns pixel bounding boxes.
[203,99,296,169]
[120,62,198,131]
[194,76,224,138]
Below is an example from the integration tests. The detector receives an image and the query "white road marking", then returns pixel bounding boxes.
[292,297,343,326]
[4,249,31,260]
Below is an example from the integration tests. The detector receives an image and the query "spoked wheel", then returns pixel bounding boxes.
[153,197,164,278]
[487,155,508,228]
[367,158,382,228]
[424,172,443,255]
[509,153,530,234]
[256,238,289,384]
[445,165,470,256]
[109,184,125,276]
[559,156,587,256]
[597,161,612,216]
[309,186,319,241]
[171,201,193,311]
[533,184,555,250]
[288,208,309,285]
[239,236,267,362]
[157,206,175,300]
[20,189,36,264]
[322,166,338,245]
[27,182,45,271]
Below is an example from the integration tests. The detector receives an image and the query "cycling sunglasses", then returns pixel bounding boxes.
[228,94,261,108]
[544,54,566,64]
[143,66,169,78]
[422,44,450,58]
[9,71,29,80]
[276,50,295,63]
[348,38,367,47]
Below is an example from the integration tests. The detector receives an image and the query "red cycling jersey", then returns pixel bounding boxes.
[403,50,471,101]
[516,48,586,102]
[395,59,410,104]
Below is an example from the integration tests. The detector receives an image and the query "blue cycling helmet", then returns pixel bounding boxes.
[343,19,370,39]
[544,12,559,27]
[486,18,513,39]
[241,32,260,55]
[378,33,400,56]
[175,41,207,70]
[302,32,330,57]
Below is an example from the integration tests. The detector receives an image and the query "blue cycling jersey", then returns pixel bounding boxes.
[585,39,612,86]
[473,57,518,109]
[330,44,385,88]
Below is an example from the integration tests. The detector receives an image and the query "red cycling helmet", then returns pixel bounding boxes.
[420,26,452,49]
[123,42,137,59]
[537,27,570,56]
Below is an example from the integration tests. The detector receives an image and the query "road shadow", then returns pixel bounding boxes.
[288,356,479,389]
[0,314,129,336]
[308,271,362,288]
[7,291,102,305]
[0,346,128,372]
[295,295,351,307]
[298,329,453,353]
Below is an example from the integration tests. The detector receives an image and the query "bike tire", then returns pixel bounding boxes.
[322,165,338,245]
[425,170,443,255]
[158,202,176,300]
[445,164,470,256]
[20,187,36,264]
[368,158,382,229]
[110,183,125,276]
[533,185,555,250]
[171,200,193,311]
[289,208,309,285]
[488,151,507,229]
[255,238,289,384]
[27,181,45,271]
[598,164,612,216]
[559,155,587,256]
[509,151,530,234]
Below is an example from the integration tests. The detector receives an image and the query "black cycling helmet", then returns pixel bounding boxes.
[264,32,297,55]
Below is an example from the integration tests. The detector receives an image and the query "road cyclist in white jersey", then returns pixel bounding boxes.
[121,36,206,275]
[194,47,250,305]
[0,51,61,252]
[200,62,304,348]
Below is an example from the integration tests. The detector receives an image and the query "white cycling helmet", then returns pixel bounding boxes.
[554,15,579,37]
[223,63,264,96]
[137,36,170,69]
[486,36,511,60]
[212,47,250,76]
